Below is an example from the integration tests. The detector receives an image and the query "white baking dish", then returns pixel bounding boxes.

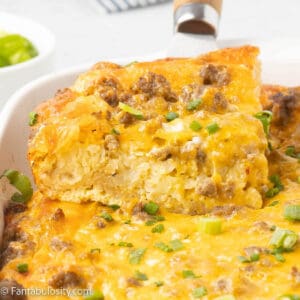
[0,40,299,236]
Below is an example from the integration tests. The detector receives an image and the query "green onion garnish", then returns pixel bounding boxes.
[285,146,297,157]
[111,128,120,135]
[190,120,202,131]
[17,263,28,273]
[145,215,165,226]
[187,98,202,111]
[206,123,220,135]
[274,253,285,262]
[100,212,113,222]
[83,290,104,300]
[1,169,33,203]
[90,248,101,254]
[165,112,179,122]
[254,110,273,135]
[155,242,173,252]
[119,102,143,119]
[284,205,300,221]
[118,241,133,247]
[151,223,164,233]
[155,239,184,252]
[192,286,207,298]
[28,112,38,126]
[268,200,279,207]
[154,281,164,287]
[143,202,159,215]
[269,228,298,250]
[169,239,184,251]
[108,204,120,211]
[129,248,146,265]
[198,217,222,235]
[134,270,148,281]
[237,254,260,263]
[265,174,284,198]
[182,270,197,279]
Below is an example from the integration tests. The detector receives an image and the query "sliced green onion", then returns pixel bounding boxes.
[270,228,298,250]
[182,270,197,279]
[192,286,207,298]
[155,242,173,252]
[284,205,300,221]
[187,98,202,111]
[274,253,285,262]
[237,256,250,263]
[254,110,273,135]
[155,239,184,252]
[119,102,143,119]
[83,290,104,300]
[206,123,220,135]
[118,241,133,247]
[169,239,184,251]
[165,112,179,122]
[198,217,222,235]
[0,34,38,67]
[90,248,101,254]
[28,111,38,126]
[17,263,28,273]
[143,202,159,215]
[100,212,113,222]
[1,169,33,203]
[237,253,259,263]
[151,223,164,233]
[154,281,164,287]
[266,175,284,198]
[190,120,202,131]
[268,200,279,207]
[111,128,120,135]
[108,204,120,211]
[285,146,297,157]
[134,270,148,281]
[145,215,165,226]
[124,219,131,224]
[250,253,260,262]
[129,248,146,265]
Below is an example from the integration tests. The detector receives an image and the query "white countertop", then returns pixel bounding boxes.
[1,0,300,70]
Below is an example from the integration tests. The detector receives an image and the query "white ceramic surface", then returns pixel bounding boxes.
[0,12,56,107]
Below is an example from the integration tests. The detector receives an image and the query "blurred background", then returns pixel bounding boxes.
[1,0,300,70]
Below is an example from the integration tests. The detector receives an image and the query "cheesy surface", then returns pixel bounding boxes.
[28,46,267,213]
[0,49,300,300]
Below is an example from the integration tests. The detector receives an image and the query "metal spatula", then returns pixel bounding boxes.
[168,0,222,57]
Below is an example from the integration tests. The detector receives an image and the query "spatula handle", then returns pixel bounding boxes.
[174,0,222,35]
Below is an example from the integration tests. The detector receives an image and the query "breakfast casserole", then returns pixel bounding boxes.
[28,46,267,213]
[0,46,299,300]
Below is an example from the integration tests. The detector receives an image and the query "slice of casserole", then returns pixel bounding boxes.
[28,46,269,214]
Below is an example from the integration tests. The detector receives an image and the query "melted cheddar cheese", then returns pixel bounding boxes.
[0,49,300,300]
[28,46,267,213]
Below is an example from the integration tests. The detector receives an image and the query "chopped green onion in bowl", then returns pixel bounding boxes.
[0,32,38,68]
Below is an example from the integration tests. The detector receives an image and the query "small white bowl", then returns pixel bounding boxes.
[0,12,56,107]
